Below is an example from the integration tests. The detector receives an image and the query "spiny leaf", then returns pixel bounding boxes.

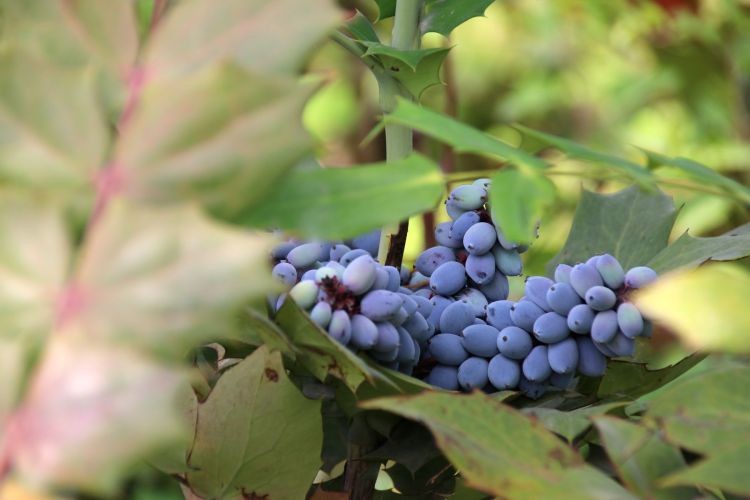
[547,186,677,274]
[490,168,556,244]
[516,125,654,187]
[374,0,397,20]
[634,264,750,354]
[647,223,750,273]
[361,44,450,98]
[145,0,340,80]
[596,354,705,399]
[420,0,494,36]
[186,346,323,499]
[346,11,380,43]
[523,402,627,443]
[239,154,444,240]
[362,391,635,499]
[386,100,548,170]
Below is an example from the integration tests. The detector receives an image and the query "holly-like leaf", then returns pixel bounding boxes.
[641,149,750,203]
[592,416,695,499]
[386,100,548,170]
[346,11,380,43]
[374,0,397,20]
[490,168,556,243]
[640,363,750,495]
[361,43,450,98]
[547,186,677,274]
[647,223,750,273]
[419,0,494,36]
[595,354,705,399]
[145,0,339,81]
[362,392,635,499]
[523,402,626,443]
[71,200,276,358]
[186,346,323,499]
[5,337,188,494]
[634,264,750,354]
[116,64,313,218]
[0,49,108,191]
[515,125,654,187]
[275,300,386,393]
[239,154,444,240]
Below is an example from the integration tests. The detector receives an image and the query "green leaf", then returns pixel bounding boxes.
[0,196,70,343]
[490,168,556,243]
[145,0,340,80]
[275,300,385,393]
[70,201,275,358]
[116,64,313,218]
[186,346,323,499]
[420,0,494,36]
[647,223,750,273]
[547,186,677,274]
[0,49,108,191]
[361,44,450,98]
[374,0,397,20]
[7,337,189,494]
[245,309,297,357]
[516,125,654,187]
[239,154,444,240]
[523,402,626,443]
[634,264,750,353]
[592,416,694,499]
[641,148,750,203]
[596,354,705,399]
[386,100,548,170]
[362,392,634,499]
[347,12,380,43]
[641,363,750,495]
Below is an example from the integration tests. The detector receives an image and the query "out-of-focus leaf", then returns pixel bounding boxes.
[186,346,323,499]
[145,0,339,81]
[523,402,626,443]
[148,381,199,475]
[0,338,33,426]
[346,12,380,42]
[0,196,70,341]
[70,200,275,357]
[420,0,494,36]
[116,64,313,217]
[60,0,139,73]
[516,125,654,186]
[374,0,397,20]
[596,354,705,399]
[634,264,750,353]
[361,44,449,98]
[386,100,547,170]
[275,300,384,393]
[5,337,188,494]
[647,223,750,273]
[240,154,443,240]
[490,168,556,243]
[548,186,677,273]
[593,417,694,499]
[0,50,108,190]
[641,364,750,495]
[362,392,634,499]
[245,309,297,357]
[642,149,750,203]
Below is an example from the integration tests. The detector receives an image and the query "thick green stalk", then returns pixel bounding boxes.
[376,0,423,263]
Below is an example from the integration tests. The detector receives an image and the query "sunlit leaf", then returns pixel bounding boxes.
[0,50,108,190]
[6,337,188,494]
[386,100,547,170]
[145,0,339,81]
[362,392,634,499]
[634,264,750,353]
[490,168,556,243]
[548,186,677,274]
[239,154,444,240]
[186,346,323,499]
[515,125,654,186]
[116,64,313,217]
[420,0,494,36]
[647,223,750,273]
[71,200,276,357]
[593,416,694,499]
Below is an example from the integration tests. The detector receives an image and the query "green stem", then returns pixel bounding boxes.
[377,0,423,264]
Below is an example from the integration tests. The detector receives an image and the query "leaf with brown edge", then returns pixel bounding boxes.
[361,391,634,499]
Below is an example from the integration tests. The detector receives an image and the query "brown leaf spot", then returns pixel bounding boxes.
[264,368,279,382]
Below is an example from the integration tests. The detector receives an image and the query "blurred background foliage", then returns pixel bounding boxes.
[306,0,750,287]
